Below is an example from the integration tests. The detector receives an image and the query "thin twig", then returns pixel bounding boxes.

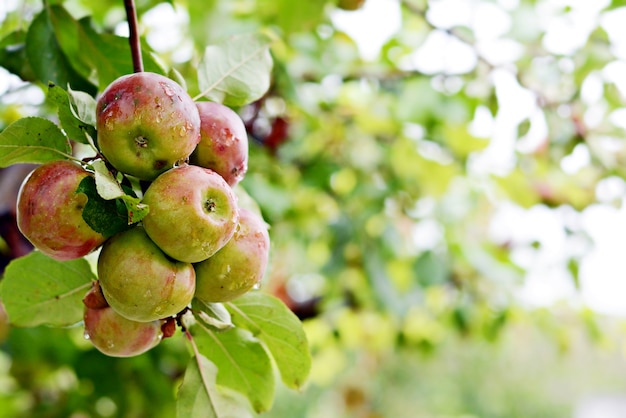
[124,0,144,73]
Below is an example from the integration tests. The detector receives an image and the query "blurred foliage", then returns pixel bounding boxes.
[3,0,626,416]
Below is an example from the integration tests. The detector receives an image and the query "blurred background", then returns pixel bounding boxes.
[3,0,626,416]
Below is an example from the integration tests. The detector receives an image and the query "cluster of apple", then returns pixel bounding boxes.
[16,72,270,357]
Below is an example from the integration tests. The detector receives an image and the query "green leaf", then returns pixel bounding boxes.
[193,299,234,331]
[47,83,96,144]
[197,32,274,107]
[177,354,254,418]
[76,176,132,238]
[67,86,97,126]
[0,251,95,327]
[83,160,149,225]
[192,326,275,412]
[0,117,71,167]
[227,292,311,389]
[25,9,94,94]
[91,159,125,200]
[47,5,165,90]
[119,195,150,225]
[0,30,34,81]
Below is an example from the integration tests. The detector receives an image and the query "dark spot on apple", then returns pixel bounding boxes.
[154,160,167,170]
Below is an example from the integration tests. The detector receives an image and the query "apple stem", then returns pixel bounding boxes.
[124,0,144,73]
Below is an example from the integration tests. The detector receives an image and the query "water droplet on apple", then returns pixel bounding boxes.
[84,331,91,340]
[252,282,261,290]
[160,82,175,97]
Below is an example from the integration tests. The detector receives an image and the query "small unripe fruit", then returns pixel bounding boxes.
[16,160,106,260]
[142,165,239,263]
[194,208,270,303]
[98,226,196,322]
[84,306,163,357]
[190,102,249,186]
[96,72,201,180]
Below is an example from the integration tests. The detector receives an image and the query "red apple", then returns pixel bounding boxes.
[338,0,366,10]
[84,306,163,357]
[141,165,239,263]
[190,102,248,186]
[96,72,201,180]
[16,160,106,260]
[97,226,196,322]
[194,208,270,303]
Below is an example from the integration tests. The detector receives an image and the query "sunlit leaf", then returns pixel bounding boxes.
[0,252,95,327]
[197,32,274,106]
[227,292,311,389]
[0,117,71,167]
[193,326,275,412]
[47,83,96,144]
[177,354,254,418]
[193,299,234,331]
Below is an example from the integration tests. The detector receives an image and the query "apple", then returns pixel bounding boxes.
[96,72,201,180]
[82,281,109,310]
[337,0,366,10]
[16,160,106,260]
[190,102,248,186]
[141,165,239,263]
[97,226,196,322]
[194,207,270,303]
[0,300,8,344]
[84,306,163,357]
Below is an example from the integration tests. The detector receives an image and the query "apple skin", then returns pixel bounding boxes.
[142,165,239,263]
[16,160,106,261]
[190,102,248,186]
[0,300,8,344]
[338,0,366,10]
[84,306,163,357]
[194,208,270,303]
[96,72,201,180]
[97,226,196,322]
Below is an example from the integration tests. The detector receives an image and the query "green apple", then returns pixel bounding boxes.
[190,101,248,186]
[83,306,163,357]
[194,207,270,303]
[142,165,239,263]
[16,160,106,260]
[96,72,201,180]
[97,226,196,322]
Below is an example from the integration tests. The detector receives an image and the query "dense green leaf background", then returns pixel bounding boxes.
[2,0,626,417]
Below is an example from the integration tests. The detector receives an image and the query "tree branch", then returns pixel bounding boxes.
[124,0,143,73]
